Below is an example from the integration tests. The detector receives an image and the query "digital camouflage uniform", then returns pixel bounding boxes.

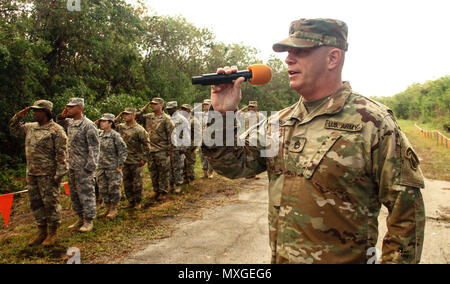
[9,101,68,227]
[199,99,213,175]
[116,114,151,206]
[244,101,266,131]
[167,102,189,189]
[57,99,100,222]
[96,114,128,205]
[202,19,425,264]
[136,98,174,194]
[181,104,199,182]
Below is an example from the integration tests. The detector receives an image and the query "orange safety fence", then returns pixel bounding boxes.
[414,123,450,149]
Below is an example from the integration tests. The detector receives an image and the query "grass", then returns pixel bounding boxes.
[398,119,450,181]
[0,153,246,264]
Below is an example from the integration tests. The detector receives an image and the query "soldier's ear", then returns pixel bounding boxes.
[327,48,343,71]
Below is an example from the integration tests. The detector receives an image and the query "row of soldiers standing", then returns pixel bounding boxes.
[8,96,236,247]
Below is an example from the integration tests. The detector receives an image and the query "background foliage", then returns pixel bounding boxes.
[372,76,450,132]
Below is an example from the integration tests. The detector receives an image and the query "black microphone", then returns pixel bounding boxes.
[191,64,272,86]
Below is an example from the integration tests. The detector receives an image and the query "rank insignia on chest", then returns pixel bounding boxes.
[288,137,307,153]
[324,120,362,132]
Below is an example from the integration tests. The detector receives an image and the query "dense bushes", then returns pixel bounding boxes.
[372,76,450,132]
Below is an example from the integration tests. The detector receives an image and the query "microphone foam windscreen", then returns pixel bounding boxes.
[248,64,272,85]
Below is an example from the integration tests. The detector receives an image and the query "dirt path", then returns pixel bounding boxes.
[124,174,271,264]
[124,175,450,264]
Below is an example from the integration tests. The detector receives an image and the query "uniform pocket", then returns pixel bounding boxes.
[304,132,367,201]
[303,132,342,179]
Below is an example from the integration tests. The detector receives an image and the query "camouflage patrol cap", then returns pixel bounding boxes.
[99,113,115,122]
[151,97,164,105]
[30,100,53,112]
[66,97,85,107]
[248,101,258,107]
[273,18,348,52]
[123,107,136,114]
[181,104,192,111]
[166,101,178,109]
[203,99,211,105]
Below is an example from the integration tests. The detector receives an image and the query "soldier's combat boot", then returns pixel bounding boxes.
[68,217,84,230]
[203,170,208,179]
[42,226,58,247]
[79,219,94,233]
[174,185,182,194]
[99,203,111,218]
[28,225,47,246]
[106,203,118,219]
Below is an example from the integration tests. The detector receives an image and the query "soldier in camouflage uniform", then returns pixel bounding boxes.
[244,101,266,180]
[96,113,127,218]
[115,108,151,209]
[199,99,214,178]
[166,101,188,193]
[57,98,100,233]
[136,98,174,201]
[9,100,68,246]
[202,18,425,264]
[181,104,199,184]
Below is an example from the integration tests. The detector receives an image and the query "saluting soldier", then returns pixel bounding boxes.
[180,104,200,184]
[96,113,127,218]
[9,100,68,246]
[57,98,100,233]
[199,99,214,179]
[114,108,151,209]
[136,98,174,201]
[166,101,189,193]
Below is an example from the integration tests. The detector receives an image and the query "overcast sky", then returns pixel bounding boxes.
[126,0,449,98]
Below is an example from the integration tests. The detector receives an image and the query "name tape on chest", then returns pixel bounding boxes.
[324,120,362,132]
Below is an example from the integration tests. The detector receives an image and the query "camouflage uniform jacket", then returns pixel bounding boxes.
[57,115,100,172]
[97,129,128,170]
[170,110,190,149]
[136,111,174,152]
[116,122,151,165]
[202,82,425,264]
[244,110,266,130]
[9,115,68,179]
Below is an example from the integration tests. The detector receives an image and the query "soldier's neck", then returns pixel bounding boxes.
[126,120,135,126]
[38,119,50,126]
[73,113,83,120]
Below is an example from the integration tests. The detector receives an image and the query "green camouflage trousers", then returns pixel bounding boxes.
[96,169,122,205]
[26,175,62,227]
[170,150,185,187]
[122,164,144,205]
[148,151,170,194]
[199,148,212,171]
[184,147,197,181]
[68,169,97,221]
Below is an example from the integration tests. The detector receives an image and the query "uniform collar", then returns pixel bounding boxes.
[100,129,112,137]
[35,120,55,129]
[72,115,86,127]
[287,81,352,124]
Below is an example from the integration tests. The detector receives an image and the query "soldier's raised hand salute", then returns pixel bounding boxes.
[17,106,30,118]
[114,112,123,123]
[60,107,68,119]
